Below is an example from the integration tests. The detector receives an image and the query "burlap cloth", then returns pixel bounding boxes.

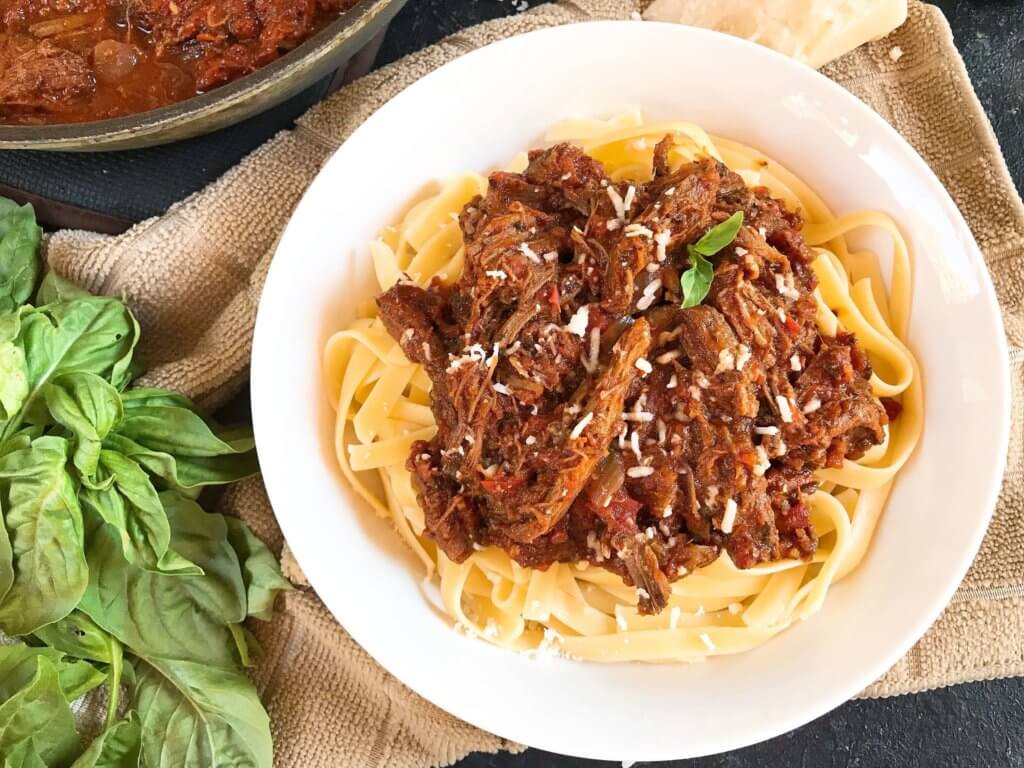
[40,0,1024,764]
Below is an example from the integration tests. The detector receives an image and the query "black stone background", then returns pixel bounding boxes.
[1,1,1021,765]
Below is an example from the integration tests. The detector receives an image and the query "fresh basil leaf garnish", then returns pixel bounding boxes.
[680,211,744,308]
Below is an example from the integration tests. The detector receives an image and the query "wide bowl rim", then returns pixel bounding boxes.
[252,20,1011,761]
[0,0,404,150]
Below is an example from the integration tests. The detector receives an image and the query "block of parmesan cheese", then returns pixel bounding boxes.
[642,0,908,69]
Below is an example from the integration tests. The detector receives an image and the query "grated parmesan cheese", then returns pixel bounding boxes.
[790,354,802,372]
[525,435,537,446]
[720,498,738,534]
[606,186,626,220]
[754,425,779,436]
[606,219,621,232]
[636,278,662,311]
[627,466,655,478]
[493,382,511,396]
[654,229,671,262]
[630,430,642,462]
[622,411,654,423]
[623,185,636,213]
[715,347,736,373]
[447,343,488,372]
[567,304,590,337]
[520,242,541,263]
[803,397,822,414]
[736,345,751,371]
[753,444,770,475]
[656,349,681,364]
[485,269,508,280]
[635,358,653,375]
[667,373,678,389]
[624,223,654,239]
[889,45,903,62]
[774,272,800,301]
[569,411,594,439]
[776,395,794,423]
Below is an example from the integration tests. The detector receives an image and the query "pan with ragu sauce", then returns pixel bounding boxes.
[0,0,359,125]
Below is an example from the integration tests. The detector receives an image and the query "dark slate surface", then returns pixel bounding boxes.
[2,2,1022,766]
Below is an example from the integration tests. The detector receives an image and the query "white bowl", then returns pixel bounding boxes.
[252,21,1010,761]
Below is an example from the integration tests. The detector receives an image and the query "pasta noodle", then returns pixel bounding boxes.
[323,111,923,662]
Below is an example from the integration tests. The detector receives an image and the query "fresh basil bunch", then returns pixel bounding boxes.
[0,200,290,768]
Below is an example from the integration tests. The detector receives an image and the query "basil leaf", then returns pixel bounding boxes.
[0,310,28,433]
[44,372,124,479]
[0,497,11,605]
[0,343,28,424]
[0,643,105,702]
[81,451,201,575]
[0,200,42,314]
[36,270,91,306]
[102,432,255,492]
[680,249,715,309]
[691,211,744,256]
[225,516,292,621]
[104,396,258,490]
[115,401,255,457]
[71,716,142,768]
[0,426,43,459]
[119,388,200,411]
[3,739,47,768]
[33,610,115,663]
[0,298,139,445]
[0,654,80,765]
[679,213,744,308]
[131,657,271,768]
[0,436,87,636]
[227,622,253,668]
[79,491,247,670]
[34,612,125,728]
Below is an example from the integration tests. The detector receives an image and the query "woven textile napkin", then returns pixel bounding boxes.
[42,1,1024,764]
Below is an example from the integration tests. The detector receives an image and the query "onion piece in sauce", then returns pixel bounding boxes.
[29,14,95,37]
[93,40,139,83]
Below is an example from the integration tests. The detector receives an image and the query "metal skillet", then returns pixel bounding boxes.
[0,0,407,152]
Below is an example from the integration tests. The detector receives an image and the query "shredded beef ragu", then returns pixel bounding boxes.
[377,139,889,615]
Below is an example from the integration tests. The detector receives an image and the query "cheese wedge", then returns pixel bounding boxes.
[643,0,908,69]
